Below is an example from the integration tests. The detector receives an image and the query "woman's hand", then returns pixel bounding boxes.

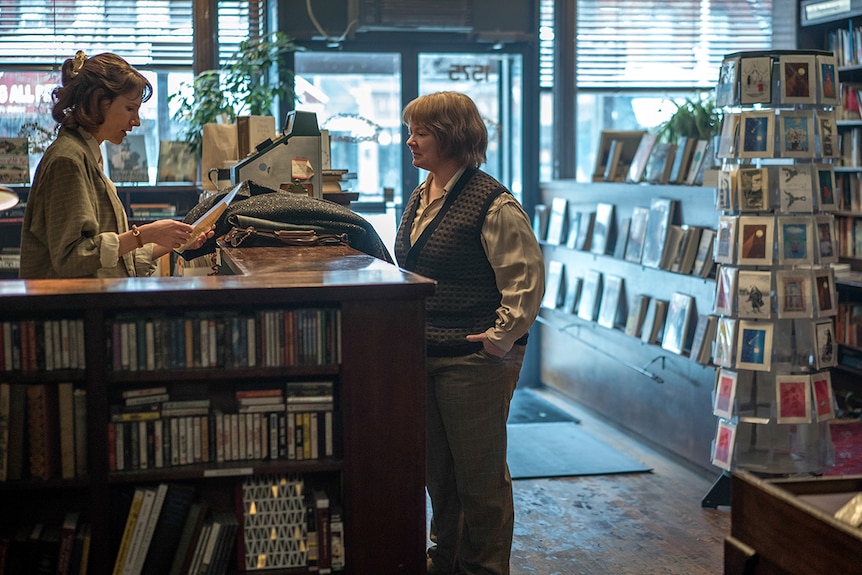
[142,219,211,251]
[466,332,507,358]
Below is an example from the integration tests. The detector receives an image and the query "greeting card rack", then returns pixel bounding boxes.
[703,50,841,508]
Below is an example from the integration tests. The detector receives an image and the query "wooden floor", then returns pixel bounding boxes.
[425,385,731,575]
[507,387,729,575]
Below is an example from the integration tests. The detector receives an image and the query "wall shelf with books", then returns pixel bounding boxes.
[538,181,720,473]
[0,249,434,574]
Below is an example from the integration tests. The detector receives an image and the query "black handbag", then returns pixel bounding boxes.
[223,215,351,247]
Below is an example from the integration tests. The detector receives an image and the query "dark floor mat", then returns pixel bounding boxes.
[508,387,580,424]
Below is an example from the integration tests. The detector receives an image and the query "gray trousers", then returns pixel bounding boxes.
[426,344,526,575]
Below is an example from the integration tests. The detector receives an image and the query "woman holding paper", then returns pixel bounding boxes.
[19,51,212,278]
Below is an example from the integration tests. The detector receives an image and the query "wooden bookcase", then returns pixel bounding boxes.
[0,246,435,574]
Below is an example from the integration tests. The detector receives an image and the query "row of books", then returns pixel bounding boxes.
[838,125,862,168]
[109,383,336,471]
[108,308,341,372]
[717,163,838,215]
[537,197,716,278]
[0,318,86,373]
[542,262,701,358]
[827,26,862,69]
[129,203,178,219]
[716,109,839,161]
[835,302,862,349]
[0,382,87,482]
[598,132,711,186]
[835,216,862,259]
[714,214,839,268]
[0,512,91,575]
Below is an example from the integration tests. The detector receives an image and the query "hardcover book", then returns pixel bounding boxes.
[562,276,583,315]
[716,56,740,107]
[532,204,549,241]
[641,197,676,269]
[565,211,582,249]
[626,133,658,184]
[690,314,718,365]
[623,206,650,264]
[644,142,676,185]
[640,298,669,345]
[542,260,566,310]
[624,294,651,338]
[661,292,695,355]
[669,137,696,184]
[577,270,603,322]
[106,134,149,183]
[592,130,646,182]
[691,228,716,278]
[597,274,624,329]
[590,202,615,255]
[545,197,569,246]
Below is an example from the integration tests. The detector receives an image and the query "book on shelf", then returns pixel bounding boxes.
[691,228,716,278]
[140,484,196,575]
[5,383,25,481]
[27,383,59,480]
[640,298,668,345]
[532,204,548,241]
[105,134,149,183]
[612,217,630,260]
[58,382,76,479]
[672,226,703,275]
[623,206,650,264]
[597,274,624,329]
[644,142,676,185]
[541,260,566,310]
[73,388,88,478]
[313,489,333,573]
[168,500,210,575]
[0,383,8,482]
[689,313,718,365]
[571,211,594,251]
[577,270,603,322]
[668,137,696,184]
[660,225,686,272]
[602,139,624,181]
[562,276,583,315]
[626,133,658,184]
[590,202,615,256]
[113,487,148,575]
[56,511,80,575]
[545,197,568,246]
[640,197,677,269]
[624,294,651,338]
[683,140,710,186]
[0,137,30,184]
[661,292,695,355]
[592,130,645,182]
[564,211,582,249]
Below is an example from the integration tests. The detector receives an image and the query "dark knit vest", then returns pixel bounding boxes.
[395,168,507,357]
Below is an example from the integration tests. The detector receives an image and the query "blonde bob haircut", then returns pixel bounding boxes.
[402,91,487,168]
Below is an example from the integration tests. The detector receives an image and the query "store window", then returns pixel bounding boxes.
[540,0,774,182]
[0,0,262,184]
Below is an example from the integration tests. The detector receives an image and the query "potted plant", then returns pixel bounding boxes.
[170,31,300,155]
[656,93,721,143]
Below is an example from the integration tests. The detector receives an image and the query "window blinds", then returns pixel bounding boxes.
[576,0,773,89]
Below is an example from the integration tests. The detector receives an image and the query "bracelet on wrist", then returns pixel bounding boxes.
[131,224,144,249]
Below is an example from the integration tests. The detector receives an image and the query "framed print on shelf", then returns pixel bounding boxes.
[737,166,769,212]
[735,320,773,372]
[779,54,817,105]
[813,319,837,370]
[624,206,650,264]
[778,164,814,213]
[737,216,774,266]
[779,111,815,158]
[661,292,695,355]
[712,419,737,471]
[714,264,738,316]
[713,368,739,419]
[811,370,836,421]
[816,111,839,158]
[736,270,772,319]
[775,374,811,424]
[815,215,838,264]
[739,111,775,159]
[714,317,738,369]
[776,269,813,319]
[777,216,813,265]
[592,130,646,182]
[739,55,773,105]
[715,215,738,265]
[813,267,837,317]
[815,164,838,211]
[816,54,839,106]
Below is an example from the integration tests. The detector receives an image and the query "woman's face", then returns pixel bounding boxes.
[94,90,143,145]
[406,122,445,173]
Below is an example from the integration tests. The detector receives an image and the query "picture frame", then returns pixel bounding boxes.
[661,292,695,355]
[597,274,625,329]
[779,54,817,105]
[776,269,813,319]
[735,320,773,372]
[779,111,815,158]
[714,264,738,316]
[714,215,738,265]
[624,206,650,264]
[736,270,772,319]
[712,419,737,471]
[713,316,738,369]
[739,111,775,159]
[811,370,836,421]
[815,164,838,211]
[813,267,837,317]
[737,216,774,266]
[815,215,838,264]
[592,130,647,182]
[775,374,811,424]
[816,110,839,158]
[813,319,837,370]
[737,166,769,212]
[716,56,740,107]
[713,368,739,419]
[777,164,814,213]
[816,54,840,106]
[739,55,773,105]
[715,167,737,212]
[776,216,813,265]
